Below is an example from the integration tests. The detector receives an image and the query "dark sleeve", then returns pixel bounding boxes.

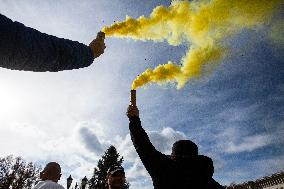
[208,179,225,189]
[0,14,94,72]
[129,116,167,177]
[198,155,224,189]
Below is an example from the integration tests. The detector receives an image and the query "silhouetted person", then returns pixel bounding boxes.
[33,162,65,189]
[0,14,105,72]
[106,166,126,189]
[127,104,224,189]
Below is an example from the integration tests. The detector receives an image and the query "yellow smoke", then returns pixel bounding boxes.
[269,20,284,46]
[102,0,281,89]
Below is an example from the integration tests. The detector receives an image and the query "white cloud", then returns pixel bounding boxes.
[149,127,186,154]
[216,126,272,154]
[128,179,153,189]
[126,158,150,180]
[78,127,104,154]
[0,119,109,186]
[224,134,271,153]
[219,155,284,185]
[117,134,137,161]
[217,104,260,122]
[9,122,47,138]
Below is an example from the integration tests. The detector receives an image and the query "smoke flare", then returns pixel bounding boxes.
[102,0,281,89]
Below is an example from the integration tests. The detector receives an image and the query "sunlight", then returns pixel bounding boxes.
[0,83,22,116]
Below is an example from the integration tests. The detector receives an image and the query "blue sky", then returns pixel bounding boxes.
[0,0,283,188]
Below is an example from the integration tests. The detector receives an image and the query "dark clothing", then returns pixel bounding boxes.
[129,116,224,189]
[0,14,94,72]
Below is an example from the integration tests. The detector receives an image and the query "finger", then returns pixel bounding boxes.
[128,107,138,112]
[128,104,134,108]
[127,109,136,114]
[97,31,105,40]
[127,109,135,114]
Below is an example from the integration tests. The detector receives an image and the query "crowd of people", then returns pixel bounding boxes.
[33,163,126,189]
[1,14,224,189]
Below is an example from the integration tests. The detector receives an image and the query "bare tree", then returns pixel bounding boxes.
[0,155,41,189]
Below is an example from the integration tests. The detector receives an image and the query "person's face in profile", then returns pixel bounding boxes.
[57,172,62,181]
[108,171,125,188]
[40,164,62,182]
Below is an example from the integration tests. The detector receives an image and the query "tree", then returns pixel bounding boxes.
[0,155,41,189]
[89,146,129,189]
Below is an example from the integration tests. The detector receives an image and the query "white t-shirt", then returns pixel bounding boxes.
[32,180,65,189]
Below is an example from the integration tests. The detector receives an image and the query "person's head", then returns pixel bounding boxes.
[171,140,198,157]
[40,162,62,183]
[106,166,125,189]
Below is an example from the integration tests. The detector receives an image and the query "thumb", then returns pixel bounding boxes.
[97,31,105,40]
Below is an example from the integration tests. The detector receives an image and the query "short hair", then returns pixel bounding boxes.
[171,140,198,157]
[40,162,61,180]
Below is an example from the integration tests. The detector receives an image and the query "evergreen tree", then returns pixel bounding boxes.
[89,145,129,189]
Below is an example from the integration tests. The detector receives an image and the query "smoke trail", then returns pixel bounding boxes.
[102,0,281,89]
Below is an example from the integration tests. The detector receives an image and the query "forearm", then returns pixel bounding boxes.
[129,116,167,177]
[209,179,225,189]
[129,116,159,157]
[50,36,94,71]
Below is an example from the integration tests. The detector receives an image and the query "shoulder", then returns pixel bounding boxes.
[53,182,65,189]
[34,180,65,189]
[198,155,213,164]
[32,181,44,189]
[0,14,10,22]
[57,184,65,189]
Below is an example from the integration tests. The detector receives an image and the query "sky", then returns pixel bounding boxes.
[0,0,283,188]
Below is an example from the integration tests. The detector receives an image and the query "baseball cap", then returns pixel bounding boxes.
[107,166,125,176]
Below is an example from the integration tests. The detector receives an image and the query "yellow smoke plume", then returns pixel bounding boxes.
[102,0,281,89]
[269,20,284,46]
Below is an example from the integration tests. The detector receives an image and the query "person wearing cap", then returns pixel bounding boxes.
[127,104,224,189]
[106,166,126,189]
[32,162,65,189]
[0,13,105,72]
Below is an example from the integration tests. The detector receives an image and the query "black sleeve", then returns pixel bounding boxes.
[198,155,224,189]
[0,14,94,72]
[208,179,225,189]
[129,116,167,177]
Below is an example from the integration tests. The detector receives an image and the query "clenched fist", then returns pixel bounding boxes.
[127,105,139,118]
[89,31,106,58]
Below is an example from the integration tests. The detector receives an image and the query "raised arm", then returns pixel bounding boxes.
[0,14,105,72]
[127,104,166,176]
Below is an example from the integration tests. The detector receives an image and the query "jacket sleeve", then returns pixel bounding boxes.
[197,155,224,189]
[0,14,94,72]
[129,116,167,177]
[208,179,225,189]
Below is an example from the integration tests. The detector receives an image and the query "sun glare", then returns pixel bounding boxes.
[0,84,22,116]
